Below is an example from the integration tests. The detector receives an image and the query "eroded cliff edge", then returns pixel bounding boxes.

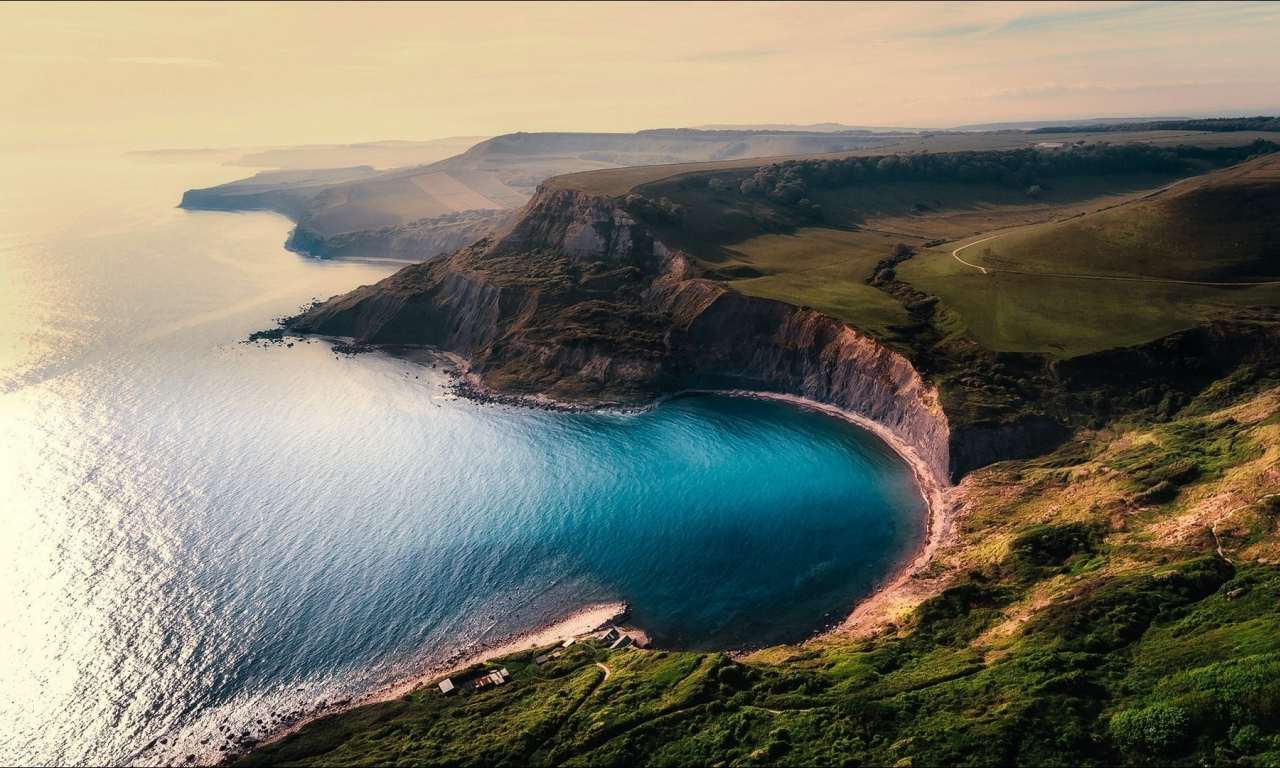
[292,185,954,486]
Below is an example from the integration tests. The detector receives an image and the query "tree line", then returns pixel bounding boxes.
[732,140,1280,213]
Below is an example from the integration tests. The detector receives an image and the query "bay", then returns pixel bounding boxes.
[0,148,925,766]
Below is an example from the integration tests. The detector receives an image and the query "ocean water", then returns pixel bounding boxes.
[0,149,925,766]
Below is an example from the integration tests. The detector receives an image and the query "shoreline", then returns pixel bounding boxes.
[685,390,956,640]
[235,339,955,763]
[436,350,957,639]
[217,601,631,765]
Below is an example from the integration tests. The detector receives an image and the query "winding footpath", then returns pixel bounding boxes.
[949,232,1280,287]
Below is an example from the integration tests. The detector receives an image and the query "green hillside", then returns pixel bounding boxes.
[899,154,1280,356]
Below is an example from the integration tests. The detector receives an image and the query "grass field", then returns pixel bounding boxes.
[968,164,1280,281]
[724,228,911,334]
[631,171,1210,346]
[894,155,1280,356]
[897,257,1280,356]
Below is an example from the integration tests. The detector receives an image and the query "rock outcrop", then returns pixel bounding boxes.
[293,184,953,486]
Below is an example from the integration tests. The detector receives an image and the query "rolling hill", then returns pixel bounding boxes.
[180,129,913,261]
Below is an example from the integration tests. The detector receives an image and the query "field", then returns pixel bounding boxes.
[720,229,910,335]
[897,155,1280,356]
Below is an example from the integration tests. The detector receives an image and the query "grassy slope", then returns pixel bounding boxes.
[648,171,1196,339]
[241,379,1280,767]
[899,156,1280,357]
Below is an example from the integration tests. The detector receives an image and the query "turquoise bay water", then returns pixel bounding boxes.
[0,150,924,766]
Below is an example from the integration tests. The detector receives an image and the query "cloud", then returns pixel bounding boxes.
[998,0,1280,36]
[676,49,780,64]
[1000,2,1180,33]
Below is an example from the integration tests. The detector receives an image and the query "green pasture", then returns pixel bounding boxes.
[712,228,913,335]
[967,182,1280,283]
[899,249,1280,357]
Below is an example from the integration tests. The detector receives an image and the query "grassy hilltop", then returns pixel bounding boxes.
[241,129,1280,767]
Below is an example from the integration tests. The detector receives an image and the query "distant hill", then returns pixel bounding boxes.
[690,122,920,133]
[1027,116,1280,134]
[180,129,912,260]
[952,117,1188,131]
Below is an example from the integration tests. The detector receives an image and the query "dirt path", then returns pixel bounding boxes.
[945,176,1280,287]
[949,230,1280,288]
[950,234,1000,273]
[595,662,612,681]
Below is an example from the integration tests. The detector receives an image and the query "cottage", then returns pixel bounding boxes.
[464,668,511,692]
[609,635,632,651]
[438,678,456,696]
[562,638,576,648]
[599,627,619,644]
[534,654,550,665]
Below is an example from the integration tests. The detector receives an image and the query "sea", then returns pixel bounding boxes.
[0,147,926,766]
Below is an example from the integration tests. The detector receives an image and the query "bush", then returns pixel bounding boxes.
[1110,705,1189,755]
[1011,523,1100,567]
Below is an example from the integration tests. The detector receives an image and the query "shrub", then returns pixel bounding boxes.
[1110,705,1190,755]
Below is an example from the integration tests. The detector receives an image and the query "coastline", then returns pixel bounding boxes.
[687,390,957,640]
[435,350,958,639]
[218,601,631,765]
[435,350,959,638]
[234,340,955,764]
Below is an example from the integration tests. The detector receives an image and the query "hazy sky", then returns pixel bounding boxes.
[4,1,1280,148]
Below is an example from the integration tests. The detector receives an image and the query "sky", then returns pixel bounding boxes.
[3,1,1280,149]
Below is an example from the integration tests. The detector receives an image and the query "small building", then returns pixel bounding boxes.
[609,635,632,651]
[464,668,511,692]
[471,670,507,690]
[562,638,576,648]
[438,678,456,696]
[599,627,619,644]
[534,654,550,665]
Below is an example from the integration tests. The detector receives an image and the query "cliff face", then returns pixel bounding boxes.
[293,186,953,486]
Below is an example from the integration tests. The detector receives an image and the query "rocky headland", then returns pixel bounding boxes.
[289,183,955,487]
